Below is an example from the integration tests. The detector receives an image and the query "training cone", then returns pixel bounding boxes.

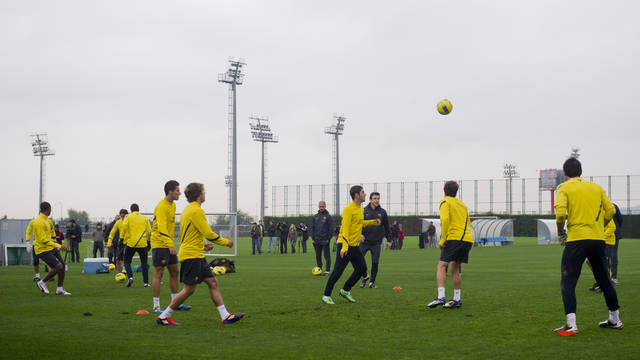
[555,330,574,337]
[392,286,403,290]
[136,310,149,315]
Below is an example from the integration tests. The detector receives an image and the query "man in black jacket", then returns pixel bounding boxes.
[105,216,118,264]
[67,219,82,263]
[359,192,390,289]
[311,201,333,275]
[278,220,289,254]
[298,222,309,254]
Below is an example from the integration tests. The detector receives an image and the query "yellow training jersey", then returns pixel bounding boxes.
[178,202,229,261]
[26,213,59,255]
[107,218,124,247]
[150,199,176,249]
[604,220,616,246]
[337,201,378,250]
[555,177,615,242]
[122,211,151,248]
[438,196,473,246]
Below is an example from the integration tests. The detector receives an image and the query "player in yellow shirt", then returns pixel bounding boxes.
[107,209,128,273]
[156,182,244,325]
[121,204,151,287]
[151,180,191,313]
[322,185,380,305]
[553,157,622,335]
[28,202,70,295]
[428,181,473,309]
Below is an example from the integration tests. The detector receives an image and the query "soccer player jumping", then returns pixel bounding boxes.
[428,181,473,309]
[553,157,622,336]
[322,185,380,305]
[156,182,244,325]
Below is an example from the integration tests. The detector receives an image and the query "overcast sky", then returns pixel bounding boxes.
[1,0,639,220]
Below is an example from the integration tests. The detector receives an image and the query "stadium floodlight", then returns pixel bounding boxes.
[324,115,346,215]
[503,164,519,215]
[30,133,55,209]
[249,116,279,221]
[218,58,246,215]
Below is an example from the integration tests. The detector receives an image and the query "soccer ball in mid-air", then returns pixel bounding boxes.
[437,99,452,115]
[108,263,115,271]
[115,273,126,283]
[312,267,323,276]
[213,266,226,276]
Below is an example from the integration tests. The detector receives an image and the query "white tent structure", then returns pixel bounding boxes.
[537,219,562,245]
[471,218,514,246]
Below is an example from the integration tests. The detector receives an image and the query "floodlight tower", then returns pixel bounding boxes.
[31,133,55,208]
[249,116,279,221]
[503,163,519,215]
[218,59,246,214]
[324,115,346,215]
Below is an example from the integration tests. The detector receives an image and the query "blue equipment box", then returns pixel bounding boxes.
[83,257,110,274]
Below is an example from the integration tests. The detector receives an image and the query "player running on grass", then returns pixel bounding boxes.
[553,157,622,336]
[121,203,151,287]
[428,181,473,309]
[107,209,128,273]
[156,182,244,325]
[322,185,380,304]
[28,202,71,295]
[151,180,191,313]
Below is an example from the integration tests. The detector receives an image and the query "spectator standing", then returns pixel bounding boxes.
[67,219,82,263]
[289,224,297,254]
[298,222,309,254]
[258,220,264,253]
[390,220,399,250]
[279,220,289,254]
[92,223,105,258]
[54,224,64,245]
[105,215,118,265]
[251,222,262,255]
[398,224,405,250]
[609,203,623,285]
[427,221,436,248]
[312,201,333,275]
[267,220,277,254]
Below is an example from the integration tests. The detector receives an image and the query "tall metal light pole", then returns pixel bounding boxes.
[31,133,55,208]
[249,116,278,221]
[503,164,519,215]
[570,147,580,159]
[324,115,346,215]
[218,59,246,214]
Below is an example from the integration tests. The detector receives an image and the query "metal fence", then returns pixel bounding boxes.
[271,175,640,217]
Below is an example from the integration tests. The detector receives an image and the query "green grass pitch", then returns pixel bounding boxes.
[1,237,638,359]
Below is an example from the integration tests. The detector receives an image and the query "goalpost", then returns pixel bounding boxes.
[142,212,238,257]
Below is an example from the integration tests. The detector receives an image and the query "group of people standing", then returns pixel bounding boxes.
[251,219,310,255]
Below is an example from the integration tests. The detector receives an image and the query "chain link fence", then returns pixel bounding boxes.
[271,175,639,217]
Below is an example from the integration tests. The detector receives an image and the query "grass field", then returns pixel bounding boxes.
[1,237,638,359]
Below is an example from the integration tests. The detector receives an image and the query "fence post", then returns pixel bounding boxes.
[284,185,288,216]
[490,179,494,214]
[401,182,405,216]
[522,178,526,215]
[429,181,433,215]
[474,180,478,214]
[272,186,276,216]
[415,182,419,215]
[627,175,631,215]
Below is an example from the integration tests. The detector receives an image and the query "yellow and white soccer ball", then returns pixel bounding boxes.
[312,267,323,276]
[212,266,226,276]
[108,263,116,272]
[115,272,127,283]
[437,99,453,115]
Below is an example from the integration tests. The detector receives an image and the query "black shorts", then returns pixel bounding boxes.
[440,240,472,263]
[116,244,125,261]
[32,250,40,266]
[152,248,178,267]
[180,258,214,285]
[37,249,65,269]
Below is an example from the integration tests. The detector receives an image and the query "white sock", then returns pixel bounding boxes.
[153,297,160,307]
[159,306,174,319]
[57,286,63,292]
[437,287,445,299]
[566,313,577,328]
[609,310,619,323]
[35,273,40,278]
[453,289,461,301]
[171,293,178,301]
[217,305,230,319]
